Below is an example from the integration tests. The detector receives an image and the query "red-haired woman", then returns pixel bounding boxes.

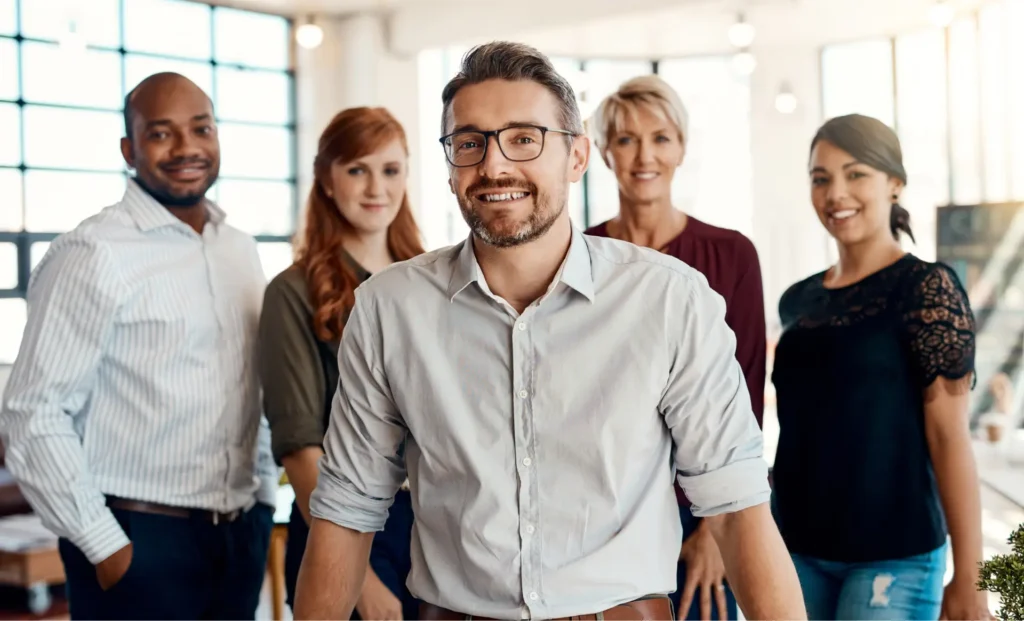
[259,107,425,619]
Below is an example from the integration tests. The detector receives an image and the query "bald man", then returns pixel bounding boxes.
[0,73,278,619]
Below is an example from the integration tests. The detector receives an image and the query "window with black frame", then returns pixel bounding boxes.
[0,0,298,365]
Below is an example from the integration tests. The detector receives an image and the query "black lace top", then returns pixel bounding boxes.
[771,254,975,562]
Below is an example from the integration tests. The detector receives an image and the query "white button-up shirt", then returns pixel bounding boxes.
[310,227,770,619]
[0,180,277,564]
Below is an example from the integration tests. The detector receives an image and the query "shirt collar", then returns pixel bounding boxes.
[122,178,226,232]
[446,226,595,303]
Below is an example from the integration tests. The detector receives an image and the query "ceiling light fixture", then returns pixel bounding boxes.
[775,82,798,114]
[728,13,756,48]
[296,16,324,49]
[731,49,757,75]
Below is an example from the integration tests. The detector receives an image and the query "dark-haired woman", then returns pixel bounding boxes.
[771,114,992,620]
[259,107,425,619]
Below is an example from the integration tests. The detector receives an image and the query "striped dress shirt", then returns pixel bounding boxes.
[0,180,278,565]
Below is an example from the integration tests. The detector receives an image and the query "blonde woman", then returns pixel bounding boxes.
[585,75,767,621]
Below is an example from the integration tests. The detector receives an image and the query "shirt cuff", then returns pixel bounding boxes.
[71,509,131,565]
[309,471,390,533]
[677,456,772,517]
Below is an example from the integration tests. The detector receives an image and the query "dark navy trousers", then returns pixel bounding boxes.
[58,503,273,620]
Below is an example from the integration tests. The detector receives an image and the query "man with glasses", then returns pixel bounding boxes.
[294,42,806,621]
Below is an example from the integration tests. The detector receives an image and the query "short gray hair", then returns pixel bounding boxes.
[589,74,689,154]
[440,41,583,137]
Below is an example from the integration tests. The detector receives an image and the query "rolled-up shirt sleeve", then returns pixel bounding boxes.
[660,273,771,517]
[309,288,408,532]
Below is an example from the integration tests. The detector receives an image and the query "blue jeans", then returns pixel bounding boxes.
[669,504,738,620]
[791,542,947,620]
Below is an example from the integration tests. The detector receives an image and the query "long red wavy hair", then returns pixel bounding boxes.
[294,107,425,342]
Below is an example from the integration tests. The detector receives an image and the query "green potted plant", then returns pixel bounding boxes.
[978,523,1024,620]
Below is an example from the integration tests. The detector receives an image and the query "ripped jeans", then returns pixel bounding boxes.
[791,542,947,620]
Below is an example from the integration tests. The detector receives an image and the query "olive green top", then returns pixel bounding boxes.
[258,258,371,463]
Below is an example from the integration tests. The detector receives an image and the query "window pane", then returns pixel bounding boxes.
[123,0,211,60]
[23,106,124,171]
[581,59,655,226]
[124,55,213,98]
[980,3,1009,202]
[0,241,15,289]
[21,41,122,109]
[0,168,23,231]
[821,39,895,127]
[30,242,49,269]
[215,179,294,235]
[257,241,293,280]
[24,170,125,231]
[213,8,289,70]
[896,30,948,261]
[1009,0,1024,200]
[219,124,292,180]
[0,102,19,165]
[0,298,26,364]
[215,67,291,125]
[20,0,119,48]
[0,0,15,36]
[0,38,17,101]
[948,17,982,205]
[660,56,754,237]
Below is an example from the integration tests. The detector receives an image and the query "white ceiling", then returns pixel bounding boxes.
[201,0,989,55]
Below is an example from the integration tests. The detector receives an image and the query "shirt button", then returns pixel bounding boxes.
[525,524,535,534]
[517,322,527,331]
[529,592,539,601]
[522,457,532,467]
[518,389,528,399]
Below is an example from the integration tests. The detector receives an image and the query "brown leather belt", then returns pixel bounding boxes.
[106,497,242,525]
[420,595,674,620]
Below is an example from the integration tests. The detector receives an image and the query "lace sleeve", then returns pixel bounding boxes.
[902,263,976,388]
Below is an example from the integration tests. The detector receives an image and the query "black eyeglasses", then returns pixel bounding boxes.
[439,125,576,167]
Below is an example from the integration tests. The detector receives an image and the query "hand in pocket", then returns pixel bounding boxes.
[95,543,134,591]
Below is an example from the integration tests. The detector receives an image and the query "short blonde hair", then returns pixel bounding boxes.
[588,74,689,154]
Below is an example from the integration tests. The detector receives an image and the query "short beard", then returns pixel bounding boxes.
[458,179,565,248]
[133,166,217,209]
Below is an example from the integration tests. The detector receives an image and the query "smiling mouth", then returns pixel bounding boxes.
[162,164,210,180]
[477,191,531,203]
[632,172,659,180]
[828,209,860,222]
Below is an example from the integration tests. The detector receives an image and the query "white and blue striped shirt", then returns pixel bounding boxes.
[0,180,278,565]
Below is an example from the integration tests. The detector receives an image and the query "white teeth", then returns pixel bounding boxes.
[633,172,658,179]
[832,209,858,220]
[481,192,527,202]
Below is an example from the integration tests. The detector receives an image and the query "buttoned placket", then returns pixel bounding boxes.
[510,303,541,614]
[197,222,233,511]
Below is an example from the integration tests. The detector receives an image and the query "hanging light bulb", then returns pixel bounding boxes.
[731,50,757,75]
[727,13,756,48]
[295,16,324,49]
[774,82,798,114]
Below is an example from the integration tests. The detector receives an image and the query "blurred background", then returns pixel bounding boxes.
[0,0,1022,616]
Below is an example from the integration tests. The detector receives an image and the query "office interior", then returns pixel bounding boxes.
[0,0,1022,618]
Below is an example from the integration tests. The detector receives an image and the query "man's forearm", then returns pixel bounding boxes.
[293,518,374,620]
[706,503,807,620]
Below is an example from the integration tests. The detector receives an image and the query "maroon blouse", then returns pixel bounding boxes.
[586,216,767,507]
